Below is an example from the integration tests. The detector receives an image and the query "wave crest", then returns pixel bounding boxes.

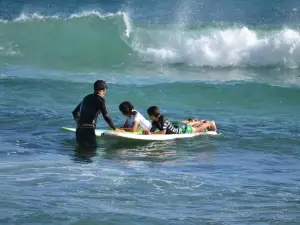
[1,11,300,70]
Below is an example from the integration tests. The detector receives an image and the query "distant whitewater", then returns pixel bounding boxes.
[1,11,300,71]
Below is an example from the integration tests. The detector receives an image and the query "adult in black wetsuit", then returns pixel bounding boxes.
[72,80,123,148]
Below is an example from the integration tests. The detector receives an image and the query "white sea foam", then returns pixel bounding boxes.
[134,27,300,68]
[14,13,59,22]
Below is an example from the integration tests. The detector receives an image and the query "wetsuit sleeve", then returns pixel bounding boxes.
[72,102,81,119]
[162,120,168,130]
[99,98,116,130]
[161,116,169,131]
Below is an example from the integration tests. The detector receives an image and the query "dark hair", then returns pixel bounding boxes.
[94,80,107,92]
[119,101,137,116]
[147,106,160,117]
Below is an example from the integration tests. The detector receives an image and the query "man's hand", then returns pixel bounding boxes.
[142,130,151,135]
[73,117,79,125]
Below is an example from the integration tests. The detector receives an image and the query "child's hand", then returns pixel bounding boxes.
[115,128,125,132]
[142,130,151,135]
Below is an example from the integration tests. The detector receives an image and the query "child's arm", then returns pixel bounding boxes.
[123,119,129,128]
[143,123,166,135]
[122,121,139,132]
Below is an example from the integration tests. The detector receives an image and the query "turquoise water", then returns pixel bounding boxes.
[1,0,300,224]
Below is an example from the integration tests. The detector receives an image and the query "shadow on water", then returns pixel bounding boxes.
[102,140,177,162]
[59,137,98,163]
[61,138,162,163]
[61,135,219,164]
[72,145,98,164]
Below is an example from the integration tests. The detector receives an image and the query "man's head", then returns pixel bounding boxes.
[147,106,160,121]
[94,80,107,95]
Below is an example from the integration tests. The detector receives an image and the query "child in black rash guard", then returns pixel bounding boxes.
[143,106,216,135]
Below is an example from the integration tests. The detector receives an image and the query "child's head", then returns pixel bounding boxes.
[119,101,136,117]
[147,106,160,121]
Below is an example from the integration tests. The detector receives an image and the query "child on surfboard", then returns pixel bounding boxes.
[142,106,216,135]
[119,101,152,132]
[179,118,216,131]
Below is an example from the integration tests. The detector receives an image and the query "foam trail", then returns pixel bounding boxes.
[14,13,59,22]
[0,43,20,56]
[9,11,129,22]
[122,13,132,37]
[69,10,123,19]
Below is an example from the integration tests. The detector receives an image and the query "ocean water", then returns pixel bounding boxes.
[1,0,300,224]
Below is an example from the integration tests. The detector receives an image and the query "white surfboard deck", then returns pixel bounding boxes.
[61,127,108,136]
[102,130,218,141]
[61,127,218,141]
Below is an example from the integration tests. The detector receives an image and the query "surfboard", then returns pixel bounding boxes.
[101,130,218,141]
[61,127,108,136]
[61,127,218,141]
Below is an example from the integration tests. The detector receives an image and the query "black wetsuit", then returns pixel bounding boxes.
[72,93,116,148]
[150,115,179,134]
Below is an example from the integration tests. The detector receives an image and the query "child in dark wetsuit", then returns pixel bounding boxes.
[142,106,216,135]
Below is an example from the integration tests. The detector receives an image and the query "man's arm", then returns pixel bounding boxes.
[99,99,117,130]
[72,102,81,121]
